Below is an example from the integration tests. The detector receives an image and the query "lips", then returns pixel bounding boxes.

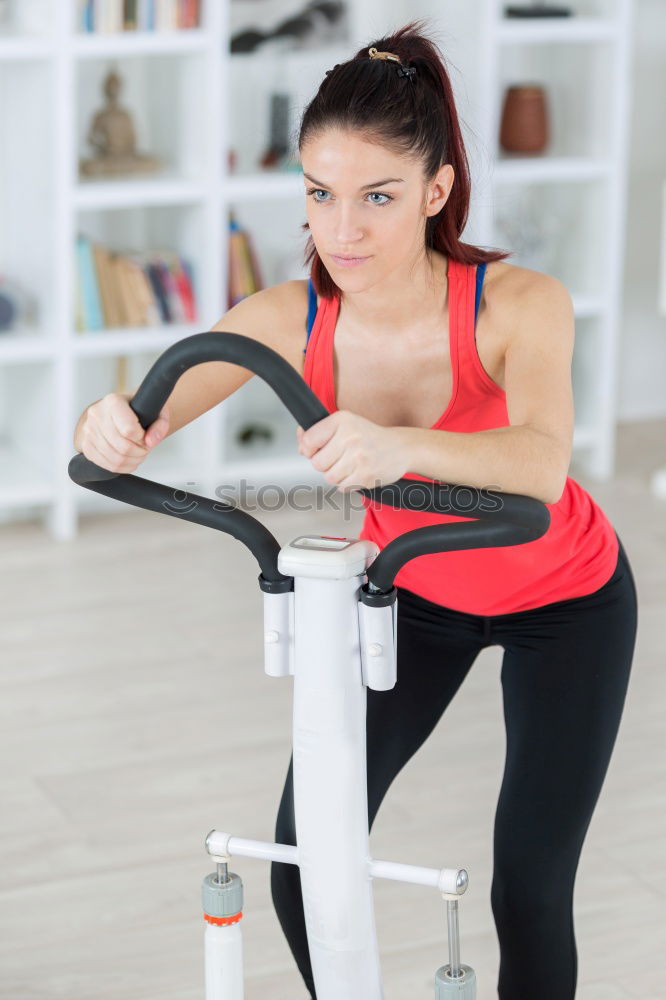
[330,254,370,267]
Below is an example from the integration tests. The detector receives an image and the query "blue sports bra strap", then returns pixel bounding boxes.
[474,262,487,326]
[306,278,317,339]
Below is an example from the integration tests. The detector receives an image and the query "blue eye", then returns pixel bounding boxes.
[367,192,392,205]
[306,188,393,206]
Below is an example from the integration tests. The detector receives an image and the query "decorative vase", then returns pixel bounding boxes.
[499,85,549,154]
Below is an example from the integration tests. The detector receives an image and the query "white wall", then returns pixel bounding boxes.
[618,0,666,421]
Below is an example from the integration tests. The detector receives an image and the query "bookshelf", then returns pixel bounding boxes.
[0,0,381,537]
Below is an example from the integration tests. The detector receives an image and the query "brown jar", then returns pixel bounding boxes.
[499,85,549,154]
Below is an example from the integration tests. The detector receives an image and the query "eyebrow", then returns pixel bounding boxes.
[303,172,405,190]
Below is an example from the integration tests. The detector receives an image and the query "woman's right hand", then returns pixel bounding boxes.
[74,391,170,474]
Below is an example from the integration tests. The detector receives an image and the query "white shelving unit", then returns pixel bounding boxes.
[0,1,343,538]
[417,0,633,480]
[0,0,634,537]
[488,0,633,480]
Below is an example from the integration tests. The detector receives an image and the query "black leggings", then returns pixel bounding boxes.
[271,533,638,999]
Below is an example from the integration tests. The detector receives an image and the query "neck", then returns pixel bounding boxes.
[337,250,448,335]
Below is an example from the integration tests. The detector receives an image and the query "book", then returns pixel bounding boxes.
[91,243,114,327]
[228,227,244,307]
[156,255,185,323]
[172,255,196,321]
[123,0,138,31]
[111,256,131,326]
[105,251,124,326]
[80,0,201,32]
[146,261,171,322]
[125,254,161,325]
[118,257,143,326]
[76,235,104,331]
[77,235,196,330]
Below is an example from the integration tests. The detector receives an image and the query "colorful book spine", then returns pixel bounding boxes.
[180,259,196,319]
[124,0,138,30]
[76,236,196,331]
[79,0,198,31]
[155,257,184,322]
[76,235,104,331]
[146,261,172,322]
[173,257,196,321]
[239,232,256,296]
[227,217,263,308]
[245,228,264,294]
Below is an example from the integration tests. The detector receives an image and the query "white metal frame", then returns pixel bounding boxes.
[202,535,475,999]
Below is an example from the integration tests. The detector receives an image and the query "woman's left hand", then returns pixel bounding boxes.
[296,410,410,493]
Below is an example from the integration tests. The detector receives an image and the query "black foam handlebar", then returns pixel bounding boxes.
[69,330,550,587]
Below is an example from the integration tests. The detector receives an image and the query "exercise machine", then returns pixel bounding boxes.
[69,331,550,999]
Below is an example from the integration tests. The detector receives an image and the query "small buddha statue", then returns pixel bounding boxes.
[79,68,160,177]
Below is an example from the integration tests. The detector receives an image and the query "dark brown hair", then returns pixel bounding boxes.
[297,18,512,299]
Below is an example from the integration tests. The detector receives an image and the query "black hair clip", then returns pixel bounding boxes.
[397,65,416,80]
[325,63,341,77]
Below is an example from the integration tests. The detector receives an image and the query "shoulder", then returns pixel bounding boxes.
[291,278,319,329]
[250,278,319,331]
[484,259,572,312]
[484,261,574,350]
[234,279,315,332]
[210,280,312,372]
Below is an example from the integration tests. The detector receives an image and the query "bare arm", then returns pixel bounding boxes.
[394,273,575,504]
[73,281,303,456]
[153,281,302,439]
[297,272,574,505]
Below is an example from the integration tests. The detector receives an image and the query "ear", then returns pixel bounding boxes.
[425,164,454,217]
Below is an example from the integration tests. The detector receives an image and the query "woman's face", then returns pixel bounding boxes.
[300,129,438,284]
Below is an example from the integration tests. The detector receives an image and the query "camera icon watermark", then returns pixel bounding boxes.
[162,483,201,515]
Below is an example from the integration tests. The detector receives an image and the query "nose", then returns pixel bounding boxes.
[334,203,365,246]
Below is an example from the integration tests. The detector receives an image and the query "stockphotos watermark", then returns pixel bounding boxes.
[160,480,505,520]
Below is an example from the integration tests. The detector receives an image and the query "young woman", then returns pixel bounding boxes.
[74,20,638,1000]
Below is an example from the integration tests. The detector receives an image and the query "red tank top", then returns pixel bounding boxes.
[303,257,619,615]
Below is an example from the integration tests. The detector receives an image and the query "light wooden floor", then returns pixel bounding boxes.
[1,418,664,1000]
